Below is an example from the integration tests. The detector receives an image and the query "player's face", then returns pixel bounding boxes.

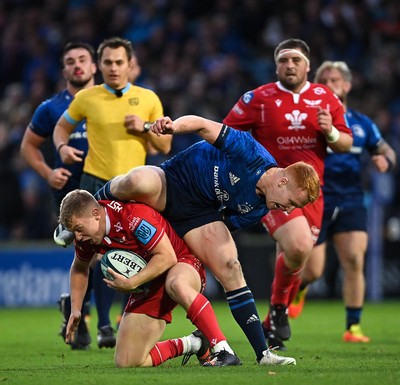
[317,68,350,101]
[62,48,96,88]
[70,209,104,245]
[276,51,310,92]
[99,46,131,89]
[266,185,308,213]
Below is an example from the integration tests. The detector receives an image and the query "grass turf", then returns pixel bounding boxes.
[0,300,399,385]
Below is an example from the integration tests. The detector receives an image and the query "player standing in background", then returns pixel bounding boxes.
[288,61,397,343]
[223,38,353,349]
[59,189,241,367]
[94,114,321,365]
[20,42,97,350]
[53,36,171,349]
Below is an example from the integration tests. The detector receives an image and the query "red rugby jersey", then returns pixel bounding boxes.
[224,81,351,184]
[75,201,191,262]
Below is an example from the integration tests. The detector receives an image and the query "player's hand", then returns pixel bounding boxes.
[317,106,333,136]
[48,168,72,190]
[124,114,144,136]
[152,116,174,136]
[59,145,84,165]
[103,268,138,292]
[65,310,81,344]
[372,154,391,172]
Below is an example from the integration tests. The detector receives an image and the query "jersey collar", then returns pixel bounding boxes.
[276,81,310,94]
[103,82,131,96]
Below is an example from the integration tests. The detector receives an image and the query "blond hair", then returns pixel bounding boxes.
[286,161,320,204]
[59,189,98,229]
[314,61,352,83]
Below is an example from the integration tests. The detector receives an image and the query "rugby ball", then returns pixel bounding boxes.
[101,249,148,293]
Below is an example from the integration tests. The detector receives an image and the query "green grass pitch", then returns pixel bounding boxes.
[0,300,399,385]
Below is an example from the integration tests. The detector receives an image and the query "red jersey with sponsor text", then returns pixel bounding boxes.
[75,201,195,263]
[74,201,205,323]
[223,81,351,185]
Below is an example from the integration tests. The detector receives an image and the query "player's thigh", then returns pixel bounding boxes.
[116,312,165,367]
[113,165,167,210]
[183,222,245,289]
[333,231,367,267]
[273,215,314,257]
[165,262,202,310]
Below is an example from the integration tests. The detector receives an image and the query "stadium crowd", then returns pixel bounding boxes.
[0,0,399,244]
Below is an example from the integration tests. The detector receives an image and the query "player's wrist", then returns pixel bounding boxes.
[326,126,340,143]
[57,142,67,153]
[385,156,394,172]
[142,121,153,133]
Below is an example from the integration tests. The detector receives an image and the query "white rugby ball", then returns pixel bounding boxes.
[101,249,148,293]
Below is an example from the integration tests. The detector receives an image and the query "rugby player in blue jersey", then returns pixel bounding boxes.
[20,42,97,349]
[289,61,397,343]
[94,114,320,365]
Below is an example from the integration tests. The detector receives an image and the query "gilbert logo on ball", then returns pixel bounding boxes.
[101,249,148,292]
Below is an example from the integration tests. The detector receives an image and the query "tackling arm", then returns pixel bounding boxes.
[152,115,224,144]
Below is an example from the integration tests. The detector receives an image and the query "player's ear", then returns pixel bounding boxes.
[278,177,288,187]
[92,207,100,220]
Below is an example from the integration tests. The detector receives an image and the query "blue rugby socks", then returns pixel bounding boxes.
[226,286,267,361]
[94,180,118,201]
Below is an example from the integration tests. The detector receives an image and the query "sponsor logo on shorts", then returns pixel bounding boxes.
[310,225,320,244]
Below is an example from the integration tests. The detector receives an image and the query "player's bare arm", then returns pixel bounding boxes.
[53,116,85,165]
[65,256,91,344]
[152,115,223,144]
[20,128,72,189]
[371,140,397,172]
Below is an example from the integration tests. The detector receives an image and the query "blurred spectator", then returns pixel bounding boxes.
[0,0,399,240]
[0,121,24,239]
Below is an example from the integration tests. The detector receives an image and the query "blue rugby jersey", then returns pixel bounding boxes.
[28,89,88,193]
[323,108,382,207]
[160,125,278,230]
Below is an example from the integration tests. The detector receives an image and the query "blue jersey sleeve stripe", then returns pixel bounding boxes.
[63,110,80,125]
[214,124,230,148]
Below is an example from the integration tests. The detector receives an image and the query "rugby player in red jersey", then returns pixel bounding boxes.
[59,189,241,367]
[224,38,353,349]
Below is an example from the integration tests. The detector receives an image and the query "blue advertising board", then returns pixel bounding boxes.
[0,243,74,307]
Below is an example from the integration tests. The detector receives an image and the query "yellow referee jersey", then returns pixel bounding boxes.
[66,84,163,181]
